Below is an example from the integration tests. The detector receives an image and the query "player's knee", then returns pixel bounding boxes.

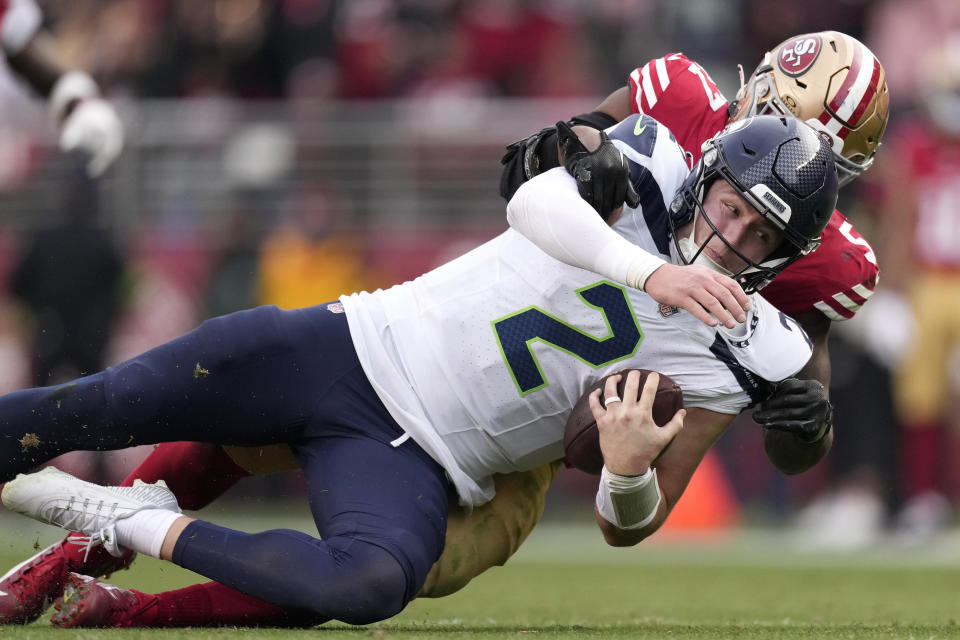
[317,540,413,625]
[228,530,413,624]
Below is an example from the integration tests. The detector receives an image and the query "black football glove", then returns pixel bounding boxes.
[556,120,640,221]
[752,378,833,443]
[499,112,618,203]
[500,126,559,202]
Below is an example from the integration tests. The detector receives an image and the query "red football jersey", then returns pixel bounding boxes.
[762,212,879,320]
[629,53,729,169]
[628,53,880,321]
[888,119,960,271]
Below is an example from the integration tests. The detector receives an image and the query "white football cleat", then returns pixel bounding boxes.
[1,467,180,557]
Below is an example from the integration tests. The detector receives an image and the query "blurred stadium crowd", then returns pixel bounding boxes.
[20,0,872,101]
[0,0,958,548]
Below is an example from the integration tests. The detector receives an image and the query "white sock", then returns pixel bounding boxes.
[113,509,184,558]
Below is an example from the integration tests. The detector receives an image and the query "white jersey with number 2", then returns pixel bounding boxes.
[341,115,813,507]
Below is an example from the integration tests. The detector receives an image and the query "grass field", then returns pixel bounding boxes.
[3,504,959,639]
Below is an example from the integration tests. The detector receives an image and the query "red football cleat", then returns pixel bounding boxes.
[51,573,157,629]
[0,536,134,625]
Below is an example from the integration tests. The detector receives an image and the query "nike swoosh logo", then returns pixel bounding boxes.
[634,121,647,135]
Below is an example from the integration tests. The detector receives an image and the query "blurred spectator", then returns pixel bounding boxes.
[206,120,295,317]
[204,196,261,318]
[867,0,960,108]
[0,0,125,176]
[46,0,159,97]
[741,0,874,59]
[279,0,341,100]
[450,1,598,98]
[40,0,914,108]
[37,0,610,102]
[861,33,960,542]
[9,165,126,483]
[257,185,379,309]
[9,168,125,386]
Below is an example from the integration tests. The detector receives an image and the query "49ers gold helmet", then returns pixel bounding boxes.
[732,31,889,186]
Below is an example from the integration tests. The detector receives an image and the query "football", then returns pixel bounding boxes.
[562,369,683,475]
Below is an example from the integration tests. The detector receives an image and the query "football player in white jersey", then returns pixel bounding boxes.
[0,114,838,627]
[2,0,123,176]
[500,32,887,476]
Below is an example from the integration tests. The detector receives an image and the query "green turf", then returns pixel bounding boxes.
[3,510,958,639]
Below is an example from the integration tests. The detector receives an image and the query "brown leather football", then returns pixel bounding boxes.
[562,369,683,475]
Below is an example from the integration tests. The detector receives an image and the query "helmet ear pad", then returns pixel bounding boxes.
[668,115,838,293]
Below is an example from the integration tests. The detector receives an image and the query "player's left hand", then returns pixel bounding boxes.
[588,371,685,476]
[557,120,639,222]
[499,125,557,201]
[752,378,832,443]
[59,98,124,177]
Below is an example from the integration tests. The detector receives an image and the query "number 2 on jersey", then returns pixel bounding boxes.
[492,281,644,396]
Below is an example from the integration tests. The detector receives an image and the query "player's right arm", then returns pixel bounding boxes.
[595,407,734,546]
[506,119,749,329]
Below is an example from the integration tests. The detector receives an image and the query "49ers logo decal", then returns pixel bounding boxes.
[777,35,822,77]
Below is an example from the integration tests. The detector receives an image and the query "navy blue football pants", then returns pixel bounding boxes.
[0,304,450,624]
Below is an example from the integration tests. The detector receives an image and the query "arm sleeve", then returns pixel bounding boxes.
[506,167,666,289]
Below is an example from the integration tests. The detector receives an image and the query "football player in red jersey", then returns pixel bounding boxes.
[0,32,885,628]
[629,32,886,473]
[867,40,960,536]
[501,30,887,474]
[0,0,122,175]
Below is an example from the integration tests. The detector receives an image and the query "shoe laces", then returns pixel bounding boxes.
[67,529,116,563]
[53,497,135,561]
[58,482,178,561]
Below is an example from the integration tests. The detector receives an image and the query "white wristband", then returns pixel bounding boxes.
[595,465,661,530]
[49,71,100,124]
